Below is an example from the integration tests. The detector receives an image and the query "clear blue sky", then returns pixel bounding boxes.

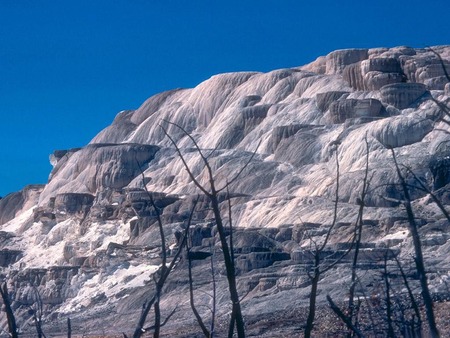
[1,0,449,197]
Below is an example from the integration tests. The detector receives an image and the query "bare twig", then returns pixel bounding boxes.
[382,254,395,338]
[210,245,217,337]
[132,160,199,338]
[186,196,210,337]
[304,144,355,338]
[393,256,422,333]
[160,123,211,197]
[135,160,167,267]
[327,295,366,338]
[31,287,47,338]
[319,143,340,252]
[133,296,157,338]
[0,282,18,338]
[390,148,439,337]
[347,135,371,334]
[144,306,178,331]
[161,120,246,338]
[67,318,72,338]
[403,166,450,222]
[216,142,261,193]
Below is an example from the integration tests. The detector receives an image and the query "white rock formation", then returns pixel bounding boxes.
[0,45,450,336]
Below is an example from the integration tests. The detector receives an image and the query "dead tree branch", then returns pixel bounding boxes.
[132,159,199,338]
[161,121,247,338]
[327,295,365,338]
[390,148,440,337]
[304,144,356,338]
[0,282,18,338]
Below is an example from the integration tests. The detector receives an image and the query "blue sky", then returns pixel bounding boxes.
[1,0,449,197]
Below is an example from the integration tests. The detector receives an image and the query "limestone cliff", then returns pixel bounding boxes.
[0,45,450,336]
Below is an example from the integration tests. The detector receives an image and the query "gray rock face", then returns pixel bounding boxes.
[327,98,385,123]
[380,82,428,109]
[40,143,160,204]
[0,249,22,267]
[325,48,369,74]
[0,192,24,225]
[0,185,43,225]
[316,91,349,112]
[372,114,434,148]
[362,57,402,73]
[342,59,406,91]
[402,55,450,90]
[54,193,95,214]
[365,71,406,91]
[1,45,450,336]
[11,266,79,305]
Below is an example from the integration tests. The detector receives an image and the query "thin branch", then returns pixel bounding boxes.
[348,134,371,327]
[355,276,377,336]
[390,148,440,337]
[216,141,261,193]
[31,286,47,338]
[161,124,211,196]
[135,159,167,267]
[144,306,178,331]
[382,254,395,338]
[133,296,157,338]
[162,119,246,338]
[319,234,356,275]
[187,254,211,337]
[67,318,72,338]
[327,295,366,338]
[186,197,210,337]
[402,166,450,222]
[132,176,198,338]
[162,120,215,195]
[206,143,222,160]
[226,184,235,269]
[0,282,18,338]
[319,143,340,252]
[210,245,217,338]
[393,256,422,329]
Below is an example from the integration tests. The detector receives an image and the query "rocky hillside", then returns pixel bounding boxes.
[1,45,450,336]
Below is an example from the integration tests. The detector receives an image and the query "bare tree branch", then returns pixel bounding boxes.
[304,143,355,338]
[402,166,450,222]
[319,143,340,252]
[390,148,440,337]
[382,254,395,338]
[428,46,450,82]
[162,120,215,196]
[216,141,261,193]
[133,296,157,338]
[132,159,199,337]
[347,135,371,332]
[67,318,72,338]
[162,120,246,338]
[393,256,422,331]
[0,282,18,338]
[327,295,366,338]
[144,306,178,331]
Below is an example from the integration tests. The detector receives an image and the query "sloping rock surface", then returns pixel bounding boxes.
[1,45,450,336]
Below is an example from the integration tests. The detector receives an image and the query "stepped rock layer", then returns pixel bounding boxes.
[1,45,450,336]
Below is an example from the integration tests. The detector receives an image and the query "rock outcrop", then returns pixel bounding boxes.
[0,45,450,336]
[0,185,43,225]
